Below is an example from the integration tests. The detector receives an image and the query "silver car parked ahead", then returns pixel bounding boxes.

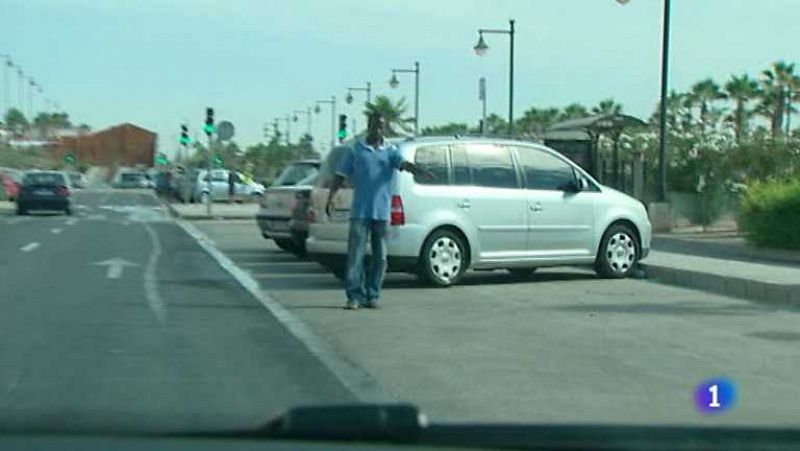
[306,136,652,286]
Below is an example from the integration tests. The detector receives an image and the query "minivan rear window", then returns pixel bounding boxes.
[273,163,319,187]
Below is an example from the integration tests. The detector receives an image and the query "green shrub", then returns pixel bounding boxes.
[738,178,800,249]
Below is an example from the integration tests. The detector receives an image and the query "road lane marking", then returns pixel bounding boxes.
[92,258,139,279]
[176,219,391,402]
[66,218,78,226]
[142,218,167,324]
[51,228,62,234]
[20,242,40,252]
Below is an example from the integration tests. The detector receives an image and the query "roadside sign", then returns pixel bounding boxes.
[217,121,235,141]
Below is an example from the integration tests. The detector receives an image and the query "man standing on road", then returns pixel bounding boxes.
[227,169,236,203]
[326,112,433,310]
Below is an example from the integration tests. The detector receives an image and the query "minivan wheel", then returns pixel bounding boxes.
[594,224,639,278]
[418,229,467,287]
[508,268,537,279]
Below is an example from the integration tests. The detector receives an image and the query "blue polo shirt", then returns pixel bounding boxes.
[336,140,404,221]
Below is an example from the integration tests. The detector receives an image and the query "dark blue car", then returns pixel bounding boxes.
[16,171,72,215]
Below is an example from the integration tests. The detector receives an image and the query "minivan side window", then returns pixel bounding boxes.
[514,146,576,191]
[465,144,518,189]
[451,145,472,186]
[413,145,448,185]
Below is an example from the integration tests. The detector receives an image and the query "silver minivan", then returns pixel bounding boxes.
[306,137,652,287]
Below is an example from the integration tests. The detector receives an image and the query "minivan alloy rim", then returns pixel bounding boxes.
[428,237,462,283]
[606,232,636,274]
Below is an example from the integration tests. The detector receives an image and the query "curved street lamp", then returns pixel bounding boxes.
[474,19,515,136]
[315,96,337,151]
[389,62,420,135]
[473,34,489,56]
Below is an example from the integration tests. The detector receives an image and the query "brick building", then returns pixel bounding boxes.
[56,123,157,168]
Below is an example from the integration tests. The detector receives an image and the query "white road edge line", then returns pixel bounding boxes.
[51,228,62,234]
[142,220,167,324]
[175,218,392,403]
[65,218,78,226]
[20,242,40,252]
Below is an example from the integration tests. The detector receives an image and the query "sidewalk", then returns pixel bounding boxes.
[644,233,800,308]
[0,201,14,214]
[164,200,258,220]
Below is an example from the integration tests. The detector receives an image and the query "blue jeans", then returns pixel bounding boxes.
[345,219,388,304]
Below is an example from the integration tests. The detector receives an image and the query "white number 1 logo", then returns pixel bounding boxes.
[708,384,721,408]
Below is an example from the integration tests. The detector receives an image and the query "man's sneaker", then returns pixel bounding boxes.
[364,300,380,309]
[344,301,360,310]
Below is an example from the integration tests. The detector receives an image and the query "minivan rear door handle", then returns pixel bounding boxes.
[530,202,543,212]
[457,199,471,209]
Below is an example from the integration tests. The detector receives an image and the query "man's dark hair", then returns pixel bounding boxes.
[367,111,384,129]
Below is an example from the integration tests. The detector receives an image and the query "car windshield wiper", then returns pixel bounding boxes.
[178,403,800,450]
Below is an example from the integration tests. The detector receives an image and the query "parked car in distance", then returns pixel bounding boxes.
[113,171,154,189]
[67,171,88,189]
[1,168,24,201]
[306,137,652,286]
[189,169,265,203]
[16,170,73,215]
[257,161,320,256]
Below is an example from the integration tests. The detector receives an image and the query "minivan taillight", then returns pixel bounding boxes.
[57,185,70,197]
[390,195,404,226]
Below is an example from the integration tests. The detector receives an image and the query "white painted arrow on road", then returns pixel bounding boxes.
[92,258,139,279]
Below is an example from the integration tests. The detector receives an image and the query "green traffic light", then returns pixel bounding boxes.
[179,136,190,145]
[203,124,216,134]
[337,130,347,139]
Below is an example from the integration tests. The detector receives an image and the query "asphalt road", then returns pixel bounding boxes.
[0,189,352,435]
[195,220,800,428]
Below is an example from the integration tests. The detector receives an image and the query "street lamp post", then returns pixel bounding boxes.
[16,67,24,112]
[27,77,35,119]
[656,0,671,203]
[1,54,11,115]
[346,82,372,105]
[389,62,420,136]
[293,108,313,139]
[315,96,336,151]
[474,19,515,136]
[277,116,291,145]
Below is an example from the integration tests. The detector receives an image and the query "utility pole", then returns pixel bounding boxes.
[479,77,487,135]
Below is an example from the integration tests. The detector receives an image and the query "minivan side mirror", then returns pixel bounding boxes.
[577,177,589,191]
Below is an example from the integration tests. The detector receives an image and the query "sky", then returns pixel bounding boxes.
[2,0,799,158]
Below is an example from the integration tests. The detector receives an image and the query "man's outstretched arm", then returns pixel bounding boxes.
[325,174,345,216]
[398,161,436,181]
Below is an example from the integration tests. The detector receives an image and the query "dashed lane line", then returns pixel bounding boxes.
[20,242,40,252]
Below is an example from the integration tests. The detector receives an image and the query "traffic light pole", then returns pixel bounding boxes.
[206,132,213,217]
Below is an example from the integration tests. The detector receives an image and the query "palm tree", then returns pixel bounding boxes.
[758,61,798,137]
[724,74,760,141]
[690,79,725,130]
[515,107,560,140]
[364,95,413,137]
[560,103,589,121]
[591,98,623,116]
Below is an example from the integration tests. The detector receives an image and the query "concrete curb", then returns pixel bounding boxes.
[159,199,255,221]
[641,263,800,309]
